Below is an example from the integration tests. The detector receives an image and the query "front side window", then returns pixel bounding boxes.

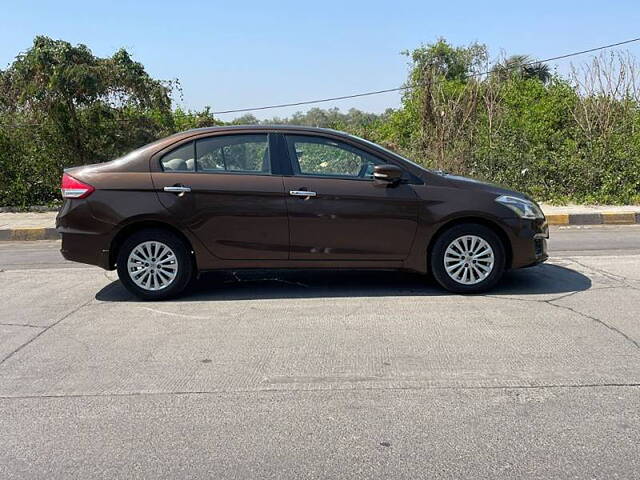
[196,134,270,173]
[285,135,383,178]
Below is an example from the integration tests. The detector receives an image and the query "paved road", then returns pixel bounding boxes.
[1,226,639,479]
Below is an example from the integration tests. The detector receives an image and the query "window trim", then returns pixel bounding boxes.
[157,133,275,176]
[158,141,196,173]
[283,134,385,180]
[281,133,424,185]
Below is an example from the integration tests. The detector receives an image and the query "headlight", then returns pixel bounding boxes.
[495,195,544,219]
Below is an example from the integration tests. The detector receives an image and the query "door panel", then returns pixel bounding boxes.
[282,134,420,261]
[153,173,288,260]
[151,134,289,260]
[284,177,419,260]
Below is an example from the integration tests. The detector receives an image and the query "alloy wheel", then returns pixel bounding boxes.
[443,235,495,285]
[127,241,178,291]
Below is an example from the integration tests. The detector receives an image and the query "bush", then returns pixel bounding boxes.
[1,36,639,207]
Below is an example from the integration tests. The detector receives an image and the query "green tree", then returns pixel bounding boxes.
[493,55,552,84]
[0,36,179,206]
[403,38,488,82]
[399,39,488,169]
[0,36,176,163]
[1,35,639,207]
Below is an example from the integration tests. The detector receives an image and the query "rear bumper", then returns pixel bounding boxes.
[56,199,114,270]
[60,232,112,269]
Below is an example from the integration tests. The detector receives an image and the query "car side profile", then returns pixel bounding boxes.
[56,125,548,299]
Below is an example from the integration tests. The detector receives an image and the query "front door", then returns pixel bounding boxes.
[151,133,289,260]
[282,134,420,260]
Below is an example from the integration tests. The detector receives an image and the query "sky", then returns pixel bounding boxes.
[2,0,640,121]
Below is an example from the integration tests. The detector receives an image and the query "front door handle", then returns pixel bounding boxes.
[164,185,192,194]
[289,190,317,197]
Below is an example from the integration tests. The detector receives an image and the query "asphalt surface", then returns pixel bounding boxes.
[1,225,639,479]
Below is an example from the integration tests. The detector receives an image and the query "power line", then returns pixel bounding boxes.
[211,36,640,115]
[2,35,640,128]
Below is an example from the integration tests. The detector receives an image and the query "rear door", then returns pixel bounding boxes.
[151,133,289,260]
[282,134,420,260]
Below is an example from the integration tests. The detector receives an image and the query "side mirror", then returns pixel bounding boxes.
[373,164,403,186]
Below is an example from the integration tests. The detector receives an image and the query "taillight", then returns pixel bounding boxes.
[61,173,95,199]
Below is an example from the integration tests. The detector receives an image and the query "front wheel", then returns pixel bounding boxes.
[430,223,506,294]
[116,229,194,300]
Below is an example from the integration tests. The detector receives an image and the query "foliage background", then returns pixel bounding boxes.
[1,36,639,207]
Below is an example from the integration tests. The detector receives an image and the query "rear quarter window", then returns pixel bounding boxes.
[160,142,195,172]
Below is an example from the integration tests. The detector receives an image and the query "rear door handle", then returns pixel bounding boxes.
[164,186,191,194]
[289,190,317,197]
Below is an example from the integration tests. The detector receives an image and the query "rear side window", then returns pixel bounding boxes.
[196,134,270,173]
[160,142,195,172]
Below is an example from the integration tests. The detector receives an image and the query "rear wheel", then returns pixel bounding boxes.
[430,223,506,293]
[116,229,194,300]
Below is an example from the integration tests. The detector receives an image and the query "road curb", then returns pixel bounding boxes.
[0,227,60,241]
[546,212,640,226]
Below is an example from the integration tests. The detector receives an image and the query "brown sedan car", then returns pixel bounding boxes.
[57,125,548,299]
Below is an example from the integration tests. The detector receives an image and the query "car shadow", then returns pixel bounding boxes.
[95,263,591,302]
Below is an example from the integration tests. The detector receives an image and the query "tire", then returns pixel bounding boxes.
[116,228,194,300]
[430,223,506,294]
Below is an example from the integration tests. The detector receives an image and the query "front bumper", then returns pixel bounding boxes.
[504,217,549,269]
[523,234,549,267]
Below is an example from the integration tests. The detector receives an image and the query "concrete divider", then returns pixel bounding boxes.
[546,211,640,226]
[0,227,60,241]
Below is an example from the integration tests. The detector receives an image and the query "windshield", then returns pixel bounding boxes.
[345,133,433,172]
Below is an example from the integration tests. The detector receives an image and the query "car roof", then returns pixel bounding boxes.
[125,125,358,164]
[180,124,351,137]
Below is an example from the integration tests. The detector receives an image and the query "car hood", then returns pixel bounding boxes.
[439,173,530,200]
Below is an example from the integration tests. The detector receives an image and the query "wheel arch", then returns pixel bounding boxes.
[109,220,197,270]
[426,216,513,270]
